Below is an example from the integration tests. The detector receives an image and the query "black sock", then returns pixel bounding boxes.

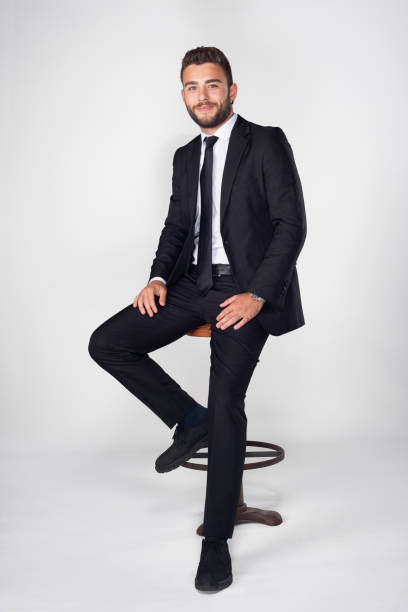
[178,403,208,428]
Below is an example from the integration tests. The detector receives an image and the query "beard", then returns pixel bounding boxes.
[185,95,233,128]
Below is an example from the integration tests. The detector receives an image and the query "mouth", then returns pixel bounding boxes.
[197,105,213,111]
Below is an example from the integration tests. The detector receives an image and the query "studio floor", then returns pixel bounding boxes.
[1,438,407,611]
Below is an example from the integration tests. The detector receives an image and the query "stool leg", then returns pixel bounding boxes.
[196,480,282,535]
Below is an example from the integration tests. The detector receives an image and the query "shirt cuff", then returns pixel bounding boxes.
[149,276,167,285]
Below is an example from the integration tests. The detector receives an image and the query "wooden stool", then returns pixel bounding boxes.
[185,323,284,535]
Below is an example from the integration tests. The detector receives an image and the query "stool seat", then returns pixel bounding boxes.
[187,323,211,337]
[185,322,285,535]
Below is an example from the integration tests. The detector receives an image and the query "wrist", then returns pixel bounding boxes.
[249,292,265,303]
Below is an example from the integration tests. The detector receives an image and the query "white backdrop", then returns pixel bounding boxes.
[1,1,407,609]
[2,0,407,453]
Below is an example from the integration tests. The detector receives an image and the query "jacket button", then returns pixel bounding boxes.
[224,240,229,246]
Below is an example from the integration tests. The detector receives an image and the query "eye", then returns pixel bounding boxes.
[188,86,196,91]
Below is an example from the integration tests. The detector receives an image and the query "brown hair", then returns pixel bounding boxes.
[180,46,233,88]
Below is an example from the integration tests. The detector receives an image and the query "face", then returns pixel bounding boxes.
[181,62,237,130]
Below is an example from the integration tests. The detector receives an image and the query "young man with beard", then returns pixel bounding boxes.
[88,45,307,592]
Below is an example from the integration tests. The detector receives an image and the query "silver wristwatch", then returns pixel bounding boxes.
[250,292,265,303]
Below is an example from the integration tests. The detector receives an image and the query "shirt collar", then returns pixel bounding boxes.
[200,112,238,144]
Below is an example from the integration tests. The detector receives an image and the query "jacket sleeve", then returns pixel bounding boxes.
[248,127,307,309]
[148,147,187,283]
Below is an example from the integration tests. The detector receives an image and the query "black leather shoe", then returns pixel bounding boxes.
[155,419,209,473]
[195,539,233,592]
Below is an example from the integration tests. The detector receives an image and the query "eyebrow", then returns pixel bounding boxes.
[183,78,223,87]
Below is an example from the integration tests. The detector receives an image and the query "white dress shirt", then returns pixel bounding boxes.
[150,112,238,285]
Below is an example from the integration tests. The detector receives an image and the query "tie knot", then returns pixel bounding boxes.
[204,135,218,149]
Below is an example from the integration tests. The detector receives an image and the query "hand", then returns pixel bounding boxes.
[133,280,167,317]
[216,292,265,331]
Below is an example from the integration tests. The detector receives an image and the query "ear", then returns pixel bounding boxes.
[229,82,238,104]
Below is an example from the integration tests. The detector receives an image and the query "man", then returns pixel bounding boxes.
[88,45,307,592]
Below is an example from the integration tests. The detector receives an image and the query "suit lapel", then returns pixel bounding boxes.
[219,114,251,227]
[185,113,251,230]
[186,135,202,229]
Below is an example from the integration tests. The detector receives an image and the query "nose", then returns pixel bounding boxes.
[197,87,210,101]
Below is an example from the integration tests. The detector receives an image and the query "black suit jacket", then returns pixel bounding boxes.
[148,113,307,336]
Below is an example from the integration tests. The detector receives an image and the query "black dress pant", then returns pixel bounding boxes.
[88,265,269,539]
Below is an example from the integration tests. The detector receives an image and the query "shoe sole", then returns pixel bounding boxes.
[195,574,233,591]
[155,435,209,473]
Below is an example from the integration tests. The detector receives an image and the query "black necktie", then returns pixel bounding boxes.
[196,135,218,295]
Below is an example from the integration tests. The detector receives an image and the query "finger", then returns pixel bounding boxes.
[216,306,234,322]
[133,295,139,308]
[219,295,237,307]
[233,317,249,330]
[219,296,236,307]
[148,292,158,314]
[159,288,167,306]
[216,310,235,326]
[144,298,155,317]
[217,314,241,330]
[138,296,146,315]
